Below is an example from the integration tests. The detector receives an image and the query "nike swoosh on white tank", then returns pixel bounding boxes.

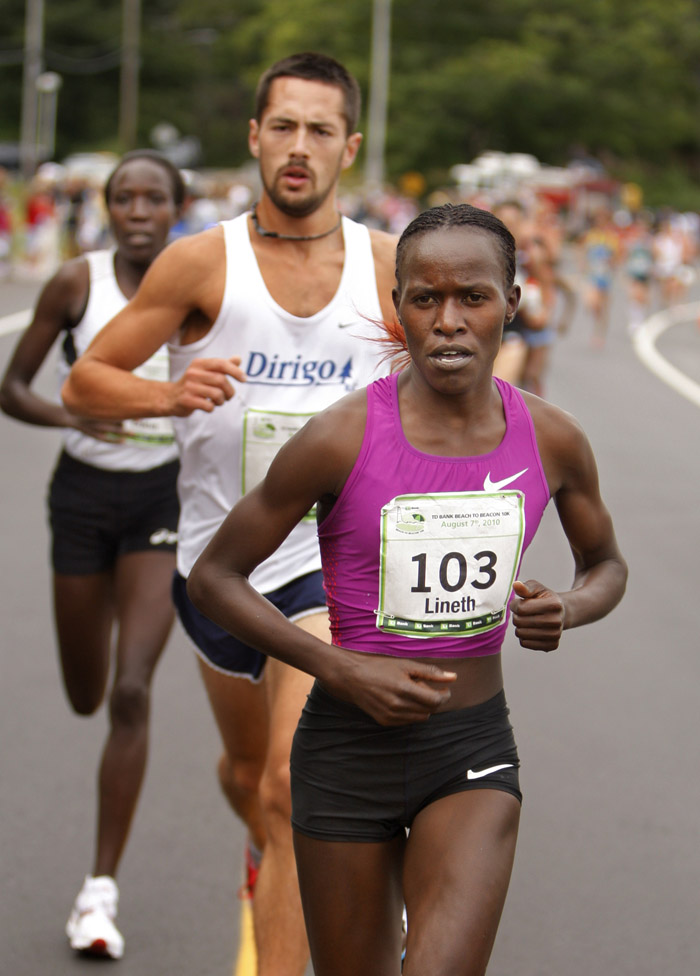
[467,763,515,780]
[483,468,528,492]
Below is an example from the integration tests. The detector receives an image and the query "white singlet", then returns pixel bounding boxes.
[59,250,178,472]
[654,231,684,278]
[169,212,387,591]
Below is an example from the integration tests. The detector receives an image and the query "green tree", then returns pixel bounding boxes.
[2,0,700,205]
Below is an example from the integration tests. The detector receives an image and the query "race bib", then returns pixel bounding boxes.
[122,348,174,445]
[242,408,316,520]
[376,491,525,638]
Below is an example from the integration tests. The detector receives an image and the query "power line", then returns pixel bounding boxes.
[0,46,122,74]
[45,47,122,74]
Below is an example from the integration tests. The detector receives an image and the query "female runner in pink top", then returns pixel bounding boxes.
[188,202,627,976]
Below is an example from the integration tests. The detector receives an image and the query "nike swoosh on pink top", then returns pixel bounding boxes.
[483,468,528,492]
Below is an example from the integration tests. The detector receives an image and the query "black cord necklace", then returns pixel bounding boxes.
[251,203,342,241]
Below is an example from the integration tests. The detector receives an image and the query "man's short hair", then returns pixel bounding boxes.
[255,52,361,135]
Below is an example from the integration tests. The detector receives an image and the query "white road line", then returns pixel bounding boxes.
[0,309,32,337]
[632,301,700,410]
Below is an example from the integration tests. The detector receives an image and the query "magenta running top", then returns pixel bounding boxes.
[318,373,551,659]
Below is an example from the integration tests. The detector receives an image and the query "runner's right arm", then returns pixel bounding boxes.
[62,230,246,421]
[511,397,627,651]
[188,393,457,726]
[0,259,121,439]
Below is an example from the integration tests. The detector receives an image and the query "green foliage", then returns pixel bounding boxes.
[2,0,700,207]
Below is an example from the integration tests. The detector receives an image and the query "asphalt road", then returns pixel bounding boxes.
[1,266,699,975]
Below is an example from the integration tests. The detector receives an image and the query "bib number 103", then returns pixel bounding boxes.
[376,490,525,638]
[410,550,497,593]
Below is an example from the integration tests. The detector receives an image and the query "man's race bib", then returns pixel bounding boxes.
[376,491,525,638]
[242,408,316,520]
[122,348,175,446]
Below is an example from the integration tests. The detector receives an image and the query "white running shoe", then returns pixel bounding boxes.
[66,875,125,959]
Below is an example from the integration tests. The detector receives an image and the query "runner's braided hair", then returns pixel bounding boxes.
[395,203,516,290]
[377,203,516,367]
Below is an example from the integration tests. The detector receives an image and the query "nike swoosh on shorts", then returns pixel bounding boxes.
[483,468,528,492]
[466,763,515,780]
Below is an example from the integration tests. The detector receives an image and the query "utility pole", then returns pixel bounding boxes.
[36,72,63,161]
[119,0,141,149]
[365,0,392,191]
[19,0,45,181]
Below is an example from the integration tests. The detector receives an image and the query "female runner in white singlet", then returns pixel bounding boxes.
[0,150,185,959]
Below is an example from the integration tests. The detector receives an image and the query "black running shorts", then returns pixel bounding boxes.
[291,683,521,842]
[48,450,179,574]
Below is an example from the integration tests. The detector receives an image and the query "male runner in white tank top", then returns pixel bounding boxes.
[64,53,398,976]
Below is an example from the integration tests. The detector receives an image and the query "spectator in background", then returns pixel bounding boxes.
[0,166,13,277]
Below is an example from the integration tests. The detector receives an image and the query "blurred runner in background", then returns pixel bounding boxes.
[0,150,185,960]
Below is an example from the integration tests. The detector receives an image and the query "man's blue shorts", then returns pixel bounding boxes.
[172,569,327,682]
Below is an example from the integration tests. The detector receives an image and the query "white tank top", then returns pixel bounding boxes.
[169,212,387,589]
[59,249,178,471]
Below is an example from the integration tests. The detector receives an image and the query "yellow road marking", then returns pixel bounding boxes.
[233,897,257,976]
